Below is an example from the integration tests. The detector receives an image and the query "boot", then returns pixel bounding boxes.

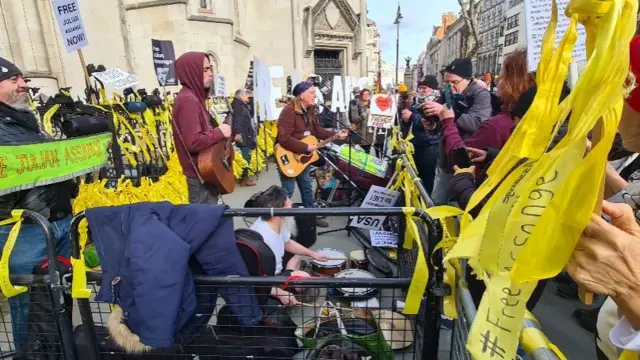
[316,218,329,228]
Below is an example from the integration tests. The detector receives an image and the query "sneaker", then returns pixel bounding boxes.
[316,218,329,228]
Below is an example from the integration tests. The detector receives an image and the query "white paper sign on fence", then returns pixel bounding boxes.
[349,185,401,230]
[367,94,397,129]
[370,231,398,248]
[524,0,587,72]
[92,69,138,90]
[215,75,226,96]
[52,0,89,53]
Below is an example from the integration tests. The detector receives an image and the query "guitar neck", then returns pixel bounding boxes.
[316,133,342,149]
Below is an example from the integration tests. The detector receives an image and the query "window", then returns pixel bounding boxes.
[507,14,519,30]
[200,0,208,8]
[500,25,504,37]
[505,31,519,46]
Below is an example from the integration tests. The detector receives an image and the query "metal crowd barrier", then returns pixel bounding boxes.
[0,206,435,360]
[449,262,562,360]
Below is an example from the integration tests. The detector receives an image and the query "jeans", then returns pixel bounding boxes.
[431,167,454,205]
[0,215,71,350]
[279,166,315,208]
[240,146,253,178]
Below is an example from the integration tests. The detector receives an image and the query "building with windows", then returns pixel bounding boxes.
[439,18,467,74]
[501,0,526,58]
[0,0,370,101]
[475,0,506,76]
[366,18,381,87]
[422,12,457,78]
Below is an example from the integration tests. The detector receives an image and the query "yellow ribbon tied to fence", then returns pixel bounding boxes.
[0,210,28,298]
[444,0,637,358]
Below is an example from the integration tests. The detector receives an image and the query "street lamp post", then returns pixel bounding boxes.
[394,4,402,87]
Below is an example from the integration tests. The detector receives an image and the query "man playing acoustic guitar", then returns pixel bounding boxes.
[276,81,348,228]
[172,52,232,204]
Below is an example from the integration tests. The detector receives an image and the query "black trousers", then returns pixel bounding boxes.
[413,146,439,194]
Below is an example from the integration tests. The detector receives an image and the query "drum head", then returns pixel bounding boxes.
[334,269,376,296]
[349,250,365,261]
[312,249,346,267]
[366,248,394,277]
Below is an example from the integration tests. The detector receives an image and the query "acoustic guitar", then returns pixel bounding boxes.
[173,98,236,195]
[275,126,352,178]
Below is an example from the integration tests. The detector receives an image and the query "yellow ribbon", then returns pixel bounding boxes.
[401,207,429,315]
[0,210,28,297]
[42,104,60,136]
[71,218,91,298]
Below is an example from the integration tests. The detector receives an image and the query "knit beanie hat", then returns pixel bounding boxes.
[0,57,22,83]
[418,75,439,90]
[442,58,473,79]
[293,81,314,97]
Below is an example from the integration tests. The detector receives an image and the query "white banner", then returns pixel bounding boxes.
[52,0,89,53]
[92,68,138,90]
[524,0,586,72]
[367,94,397,129]
[349,186,401,230]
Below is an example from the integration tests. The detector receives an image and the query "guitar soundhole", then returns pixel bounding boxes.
[280,154,290,165]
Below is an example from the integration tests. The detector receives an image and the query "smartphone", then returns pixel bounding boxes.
[453,147,471,168]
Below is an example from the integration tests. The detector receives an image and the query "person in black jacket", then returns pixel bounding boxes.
[231,89,257,186]
[0,57,76,352]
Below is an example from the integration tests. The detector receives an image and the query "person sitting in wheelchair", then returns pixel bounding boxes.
[249,186,328,306]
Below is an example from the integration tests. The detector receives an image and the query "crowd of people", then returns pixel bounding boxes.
[1,28,640,357]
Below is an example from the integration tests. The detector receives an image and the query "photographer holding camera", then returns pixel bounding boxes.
[400,75,441,194]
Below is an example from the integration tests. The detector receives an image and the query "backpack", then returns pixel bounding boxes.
[18,257,73,360]
[215,297,298,359]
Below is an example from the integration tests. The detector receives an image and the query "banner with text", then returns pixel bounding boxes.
[52,0,89,53]
[0,133,111,196]
[151,39,178,86]
[368,94,397,129]
[524,0,587,71]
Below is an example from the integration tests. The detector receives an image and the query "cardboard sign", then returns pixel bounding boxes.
[330,76,369,112]
[92,68,138,90]
[52,0,89,53]
[367,94,397,128]
[349,185,401,230]
[215,75,226,96]
[151,39,177,86]
[524,0,586,72]
[370,231,398,248]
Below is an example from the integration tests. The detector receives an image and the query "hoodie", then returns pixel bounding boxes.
[171,52,223,178]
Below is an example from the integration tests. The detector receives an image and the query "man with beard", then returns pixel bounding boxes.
[172,52,232,204]
[400,75,441,194]
[0,57,77,353]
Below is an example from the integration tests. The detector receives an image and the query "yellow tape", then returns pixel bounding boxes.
[401,207,430,315]
[42,104,60,136]
[0,210,28,297]
[71,218,91,298]
[620,350,639,360]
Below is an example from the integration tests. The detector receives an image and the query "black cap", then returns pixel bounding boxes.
[418,75,439,90]
[441,58,473,79]
[0,57,22,83]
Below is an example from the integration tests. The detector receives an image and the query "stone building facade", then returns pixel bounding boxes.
[476,0,507,76]
[365,18,380,86]
[0,0,369,99]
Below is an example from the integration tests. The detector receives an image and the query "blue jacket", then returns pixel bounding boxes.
[400,103,440,151]
[86,202,262,348]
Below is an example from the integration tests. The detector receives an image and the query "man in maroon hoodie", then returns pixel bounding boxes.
[172,52,232,204]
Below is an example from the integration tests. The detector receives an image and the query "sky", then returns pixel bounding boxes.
[367,0,460,68]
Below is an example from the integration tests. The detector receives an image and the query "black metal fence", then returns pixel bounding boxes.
[0,207,447,359]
